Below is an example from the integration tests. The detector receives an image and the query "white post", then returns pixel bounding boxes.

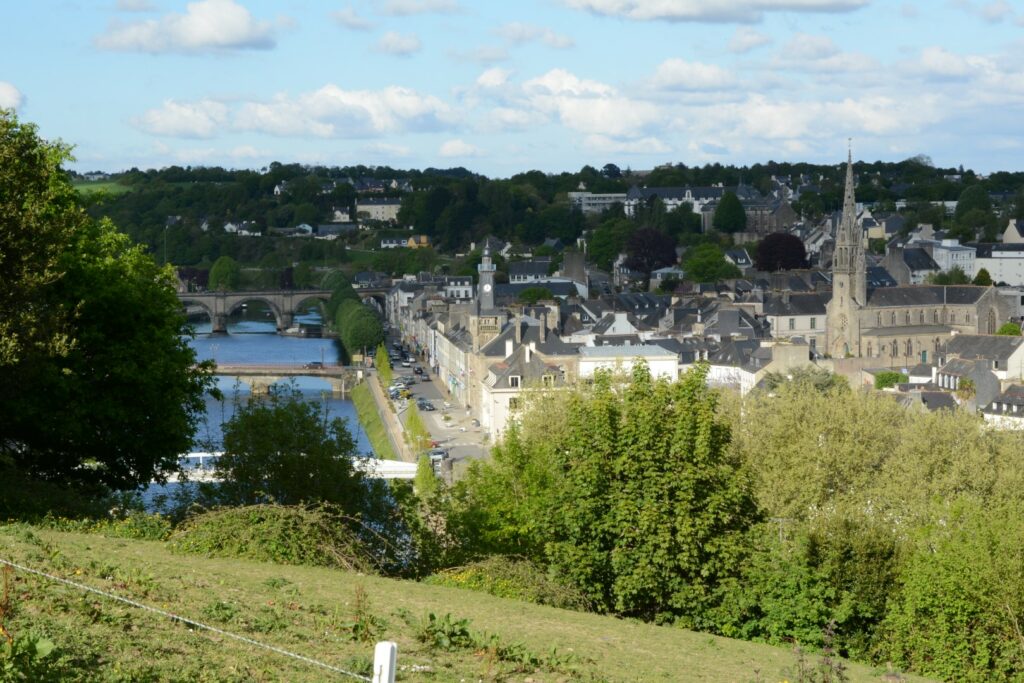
[372,641,397,683]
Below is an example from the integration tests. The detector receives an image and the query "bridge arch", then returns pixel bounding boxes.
[358,291,386,315]
[224,295,287,332]
[179,296,215,328]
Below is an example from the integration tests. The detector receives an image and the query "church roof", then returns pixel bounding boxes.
[862,324,952,337]
[866,285,988,308]
[945,334,1024,362]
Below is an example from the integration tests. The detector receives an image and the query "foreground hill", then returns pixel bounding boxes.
[0,525,929,682]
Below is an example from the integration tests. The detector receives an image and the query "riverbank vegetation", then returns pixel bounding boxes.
[350,382,399,461]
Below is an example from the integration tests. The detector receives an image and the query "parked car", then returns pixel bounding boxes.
[303,361,324,369]
[401,359,411,367]
[417,400,435,411]
[428,448,448,462]
[413,366,424,375]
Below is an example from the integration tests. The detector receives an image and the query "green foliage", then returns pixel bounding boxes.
[517,286,554,305]
[880,499,1024,681]
[713,191,747,233]
[760,368,849,394]
[0,633,59,683]
[37,512,172,541]
[404,404,431,455]
[335,299,383,361]
[340,586,387,643]
[415,455,439,498]
[974,268,993,286]
[873,371,908,390]
[425,557,590,610]
[414,612,476,651]
[374,343,392,385]
[588,217,633,271]
[683,243,742,282]
[206,386,364,508]
[997,322,1021,336]
[0,110,83,367]
[956,184,992,220]
[169,504,378,572]
[208,255,241,290]
[925,266,970,285]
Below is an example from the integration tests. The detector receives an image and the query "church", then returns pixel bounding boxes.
[825,152,1007,365]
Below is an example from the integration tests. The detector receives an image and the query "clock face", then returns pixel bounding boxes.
[483,284,492,293]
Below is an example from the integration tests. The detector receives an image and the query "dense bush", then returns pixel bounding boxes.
[168,504,378,572]
[425,557,590,611]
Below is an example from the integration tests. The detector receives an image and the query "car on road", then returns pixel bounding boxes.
[413,366,423,375]
[417,400,435,411]
[401,359,411,367]
[428,448,448,462]
[303,361,324,369]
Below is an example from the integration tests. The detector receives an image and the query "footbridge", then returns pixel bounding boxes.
[165,452,416,483]
[214,363,363,398]
[178,289,333,334]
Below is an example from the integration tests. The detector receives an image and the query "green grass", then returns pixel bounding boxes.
[351,381,399,461]
[0,525,932,682]
[72,180,131,196]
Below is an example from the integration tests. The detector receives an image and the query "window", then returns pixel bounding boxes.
[877,313,882,326]
[919,310,925,324]
[867,342,873,357]
[891,343,898,358]
[542,374,554,387]
[508,376,520,388]
[905,311,911,325]
[905,340,913,356]
[789,318,795,331]
[509,397,520,410]
[810,318,816,330]
[933,310,939,323]
[891,312,897,325]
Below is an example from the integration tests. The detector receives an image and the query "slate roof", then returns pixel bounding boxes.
[579,344,678,359]
[493,282,578,300]
[862,324,952,337]
[939,358,982,376]
[945,334,1024,362]
[903,248,940,272]
[486,345,564,390]
[866,266,898,288]
[983,385,1024,415]
[866,285,988,308]
[509,260,550,277]
[973,243,1024,258]
[763,292,828,317]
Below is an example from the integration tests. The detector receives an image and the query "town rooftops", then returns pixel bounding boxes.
[945,334,1024,362]
[866,285,988,307]
[578,344,678,359]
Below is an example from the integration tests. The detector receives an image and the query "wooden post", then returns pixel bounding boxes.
[372,641,397,683]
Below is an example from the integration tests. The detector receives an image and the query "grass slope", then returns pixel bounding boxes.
[0,525,930,683]
[72,180,131,196]
[351,381,399,461]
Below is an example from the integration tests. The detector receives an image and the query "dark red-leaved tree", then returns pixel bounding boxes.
[755,232,807,272]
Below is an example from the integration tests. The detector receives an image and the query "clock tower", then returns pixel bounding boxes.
[477,245,496,312]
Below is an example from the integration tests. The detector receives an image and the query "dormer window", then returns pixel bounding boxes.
[542,374,554,387]
[509,375,521,388]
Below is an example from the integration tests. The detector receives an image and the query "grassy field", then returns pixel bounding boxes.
[0,524,931,683]
[72,180,131,196]
[351,381,399,461]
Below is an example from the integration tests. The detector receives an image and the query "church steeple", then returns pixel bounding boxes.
[477,245,496,312]
[833,144,866,306]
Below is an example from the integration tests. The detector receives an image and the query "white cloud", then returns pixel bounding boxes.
[478,106,547,132]
[451,45,509,63]
[583,134,669,154]
[524,68,615,97]
[375,31,422,56]
[776,33,876,72]
[234,84,455,137]
[439,139,481,157]
[96,0,276,53]
[916,46,976,79]
[361,142,413,157]
[728,26,771,53]
[380,0,460,16]
[115,0,155,11]
[476,67,512,89]
[134,99,229,138]
[951,0,1014,23]
[331,6,373,30]
[651,58,735,90]
[0,82,24,110]
[563,0,868,23]
[496,22,574,49]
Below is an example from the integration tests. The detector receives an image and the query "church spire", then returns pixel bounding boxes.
[842,139,856,226]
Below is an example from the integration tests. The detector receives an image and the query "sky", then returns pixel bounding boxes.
[3,0,1024,177]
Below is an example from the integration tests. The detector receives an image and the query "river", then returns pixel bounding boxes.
[141,301,375,507]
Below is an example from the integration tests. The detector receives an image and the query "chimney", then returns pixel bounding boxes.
[526,342,534,362]
[782,290,790,305]
[540,313,547,343]
[505,339,514,358]
[514,315,522,343]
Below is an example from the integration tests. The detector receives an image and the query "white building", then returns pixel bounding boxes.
[568,191,628,214]
[578,345,679,381]
[974,244,1024,286]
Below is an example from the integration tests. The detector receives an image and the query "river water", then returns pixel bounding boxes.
[141,301,375,506]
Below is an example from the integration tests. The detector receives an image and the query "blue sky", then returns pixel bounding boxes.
[3,0,1024,176]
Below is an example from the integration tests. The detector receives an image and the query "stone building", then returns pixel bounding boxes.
[825,151,1006,365]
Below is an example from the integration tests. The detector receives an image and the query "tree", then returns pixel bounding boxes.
[0,110,84,366]
[955,184,991,221]
[517,286,554,305]
[973,268,993,286]
[588,217,633,271]
[926,267,970,285]
[209,386,365,507]
[2,217,213,489]
[712,191,747,233]
[755,232,807,271]
[682,243,741,283]
[624,227,677,281]
[209,255,241,291]
[375,343,393,385]
[997,322,1021,336]
[874,371,908,390]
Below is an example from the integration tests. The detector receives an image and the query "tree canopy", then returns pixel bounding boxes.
[682,243,741,283]
[712,191,746,233]
[754,232,807,271]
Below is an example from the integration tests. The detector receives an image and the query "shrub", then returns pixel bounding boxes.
[873,371,907,390]
[425,556,590,611]
[38,512,172,541]
[168,504,377,572]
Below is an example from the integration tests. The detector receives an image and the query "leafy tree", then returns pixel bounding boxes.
[624,227,677,281]
[973,268,993,286]
[404,403,431,455]
[712,191,746,234]
[997,322,1021,336]
[414,454,439,498]
[874,371,908,390]
[0,110,84,366]
[955,184,991,221]
[375,343,393,385]
[336,300,383,360]
[754,232,807,271]
[208,386,364,507]
[208,255,241,291]
[682,243,741,282]
[759,367,848,394]
[0,123,212,489]
[588,217,633,271]
[517,286,554,305]
[926,267,970,285]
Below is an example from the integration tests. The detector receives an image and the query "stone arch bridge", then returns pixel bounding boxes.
[178,289,333,334]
